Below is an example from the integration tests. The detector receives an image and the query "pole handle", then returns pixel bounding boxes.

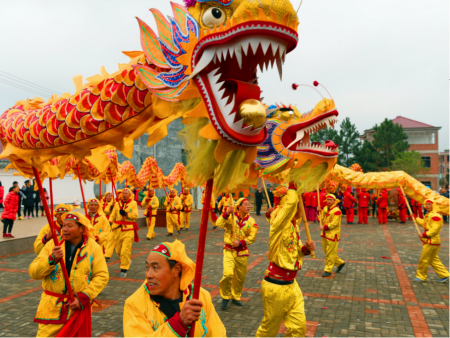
[399,185,422,237]
[261,178,272,209]
[298,194,315,259]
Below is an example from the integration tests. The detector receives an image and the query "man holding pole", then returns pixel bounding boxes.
[357,188,370,224]
[318,194,345,277]
[180,187,193,230]
[412,199,449,283]
[256,188,316,337]
[87,198,111,255]
[164,189,182,236]
[29,211,109,337]
[217,198,259,310]
[142,189,159,239]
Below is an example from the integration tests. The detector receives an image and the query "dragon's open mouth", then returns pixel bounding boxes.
[192,21,298,146]
[281,111,339,157]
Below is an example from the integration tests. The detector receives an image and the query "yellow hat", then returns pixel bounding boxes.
[62,212,95,239]
[54,204,74,214]
[88,198,100,204]
[326,194,336,200]
[235,198,249,206]
[151,240,195,291]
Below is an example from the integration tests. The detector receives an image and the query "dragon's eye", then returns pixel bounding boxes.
[202,7,225,27]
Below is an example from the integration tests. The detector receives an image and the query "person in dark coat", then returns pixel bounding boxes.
[2,186,20,238]
[21,180,35,219]
[33,179,41,217]
[255,188,265,216]
[267,186,274,208]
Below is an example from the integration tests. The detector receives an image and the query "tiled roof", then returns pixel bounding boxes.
[392,116,435,128]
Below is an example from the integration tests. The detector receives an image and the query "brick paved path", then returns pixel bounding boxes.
[0,212,448,337]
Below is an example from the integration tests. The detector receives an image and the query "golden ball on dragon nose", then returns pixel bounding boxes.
[236,99,266,129]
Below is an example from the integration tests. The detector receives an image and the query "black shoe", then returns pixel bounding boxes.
[322,271,332,277]
[231,299,242,306]
[336,263,346,273]
[105,257,110,261]
[213,226,217,229]
[146,238,151,240]
[221,299,229,310]
[166,233,173,236]
[185,228,189,231]
[178,230,181,234]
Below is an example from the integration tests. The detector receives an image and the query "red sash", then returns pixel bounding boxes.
[117,221,139,242]
[266,262,298,281]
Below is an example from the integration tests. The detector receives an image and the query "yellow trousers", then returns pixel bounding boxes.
[322,238,344,273]
[416,244,449,281]
[180,212,191,229]
[105,230,115,258]
[114,228,134,270]
[166,213,179,234]
[219,250,248,301]
[146,216,156,239]
[37,323,64,337]
[256,279,306,337]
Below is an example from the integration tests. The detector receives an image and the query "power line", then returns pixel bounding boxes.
[0,78,51,99]
[0,70,62,96]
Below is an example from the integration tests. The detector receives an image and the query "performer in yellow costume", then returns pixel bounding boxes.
[218,193,235,216]
[164,189,182,236]
[34,204,73,255]
[413,199,449,283]
[201,190,217,229]
[123,240,226,337]
[87,198,111,256]
[180,188,193,230]
[101,192,114,220]
[109,188,139,277]
[29,212,109,337]
[216,198,259,309]
[105,190,122,259]
[142,189,159,240]
[318,194,346,277]
[256,188,316,337]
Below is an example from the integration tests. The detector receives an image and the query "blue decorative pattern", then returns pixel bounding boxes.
[200,309,207,337]
[151,318,159,331]
[50,265,59,283]
[86,254,94,284]
[255,119,287,168]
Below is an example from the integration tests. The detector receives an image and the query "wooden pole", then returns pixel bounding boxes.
[261,177,272,209]
[33,167,74,302]
[76,163,88,216]
[316,185,322,226]
[298,194,315,259]
[49,178,54,221]
[399,185,422,236]
[189,178,214,337]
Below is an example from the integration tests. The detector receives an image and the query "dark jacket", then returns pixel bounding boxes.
[255,191,264,205]
[267,190,274,207]
[21,186,35,206]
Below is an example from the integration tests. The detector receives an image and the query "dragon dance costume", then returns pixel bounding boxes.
[377,189,389,224]
[87,198,111,256]
[414,200,449,282]
[142,194,159,239]
[218,194,235,216]
[109,189,139,273]
[123,241,226,337]
[319,195,345,274]
[34,204,73,255]
[29,212,109,337]
[164,190,182,234]
[357,188,370,224]
[343,187,356,224]
[256,189,310,337]
[217,198,259,302]
[180,191,193,230]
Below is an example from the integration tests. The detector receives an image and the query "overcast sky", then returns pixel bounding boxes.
[0,0,448,151]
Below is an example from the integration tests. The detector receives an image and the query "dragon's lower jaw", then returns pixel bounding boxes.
[193,23,297,147]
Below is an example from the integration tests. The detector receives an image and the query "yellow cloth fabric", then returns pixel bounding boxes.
[29,236,109,332]
[54,204,74,214]
[416,209,443,245]
[110,200,139,230]
[416,244,449,280]
[218,195,235,210]
[180,193,193,212]
[61,212,96,240]
[180,212,191,229]
[36,323,64,337]
[105,232,115,258]
[123,284,226,337]
[166,213,180,234]
[267,190,307,272]
[34,222,63,255]
[164,196,182,234]
[319,204,342,241]
[142,196,159,216]
[216,213,259,256]
[322,238,344,273]
[114,228,134,270]
[164,196,182,212]
[219,250,249,301]
[146,217,156,239]
[90,214,111,254]
[256,280,306,337]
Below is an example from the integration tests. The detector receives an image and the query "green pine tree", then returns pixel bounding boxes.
[372,119,409,168]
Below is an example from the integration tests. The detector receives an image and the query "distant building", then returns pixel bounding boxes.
[439,149,449,186]
[360,116,441,191]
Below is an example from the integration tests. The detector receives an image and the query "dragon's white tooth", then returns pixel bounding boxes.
[249,38,260,55]
[233,118,245,130]
[225,111,236,125]
[222,48,228,61]
[242,41,250,56]
[259,62,264,73]
[235,46,243,69]
[286,129,305,149]
[216,49,222,63]
[188,47,217,80]
[278,44,286,59]
[271,41,279,57]
[261,40,271,55]
[276,56,283,81]
[228,45,235,59]
[265,59,270,72]
[222,94,235,116]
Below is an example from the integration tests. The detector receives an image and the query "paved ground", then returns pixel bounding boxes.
[0,212,448,337]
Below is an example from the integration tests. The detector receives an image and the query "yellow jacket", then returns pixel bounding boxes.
[142,196,159,216]
[88,213,111,247]
[319,205,342,242]
[267,190,309,273]
[101,200,114,219]
[110,199,139,231]
[218,195,234,212]
[201,193,215,208]
[29,236,109,325]
[123,283,226,337]
[164,196,182,213]
[34,222,63,255]
[180,193,193,213]
[416,211,443,245]
[216,212,259,256]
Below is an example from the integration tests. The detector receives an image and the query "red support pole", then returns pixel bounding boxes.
[49,178,54,221]
[109,170,118,200]
[189,178,213,337]
[76,163,88,216]
[99,179,102,201]
[163,186,168,197]
[33,167,74,302]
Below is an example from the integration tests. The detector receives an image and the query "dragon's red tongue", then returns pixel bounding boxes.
[222,79,261,113]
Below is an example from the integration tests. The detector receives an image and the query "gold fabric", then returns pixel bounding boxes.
[416,209,443,245]
[180,212,191,229]
[319,203,342,242]
[142,196,159,217]
[146,217,156,239]
[34,223,62,255]
[322,238,344,273]
[90,214,111,254]
[37,324,64,337]
[164,196,182,233]
[216,213,259,256]
[114,229,134,270]
[416,244,449,281]
[219,250,249,301]
[256,280,306,337]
